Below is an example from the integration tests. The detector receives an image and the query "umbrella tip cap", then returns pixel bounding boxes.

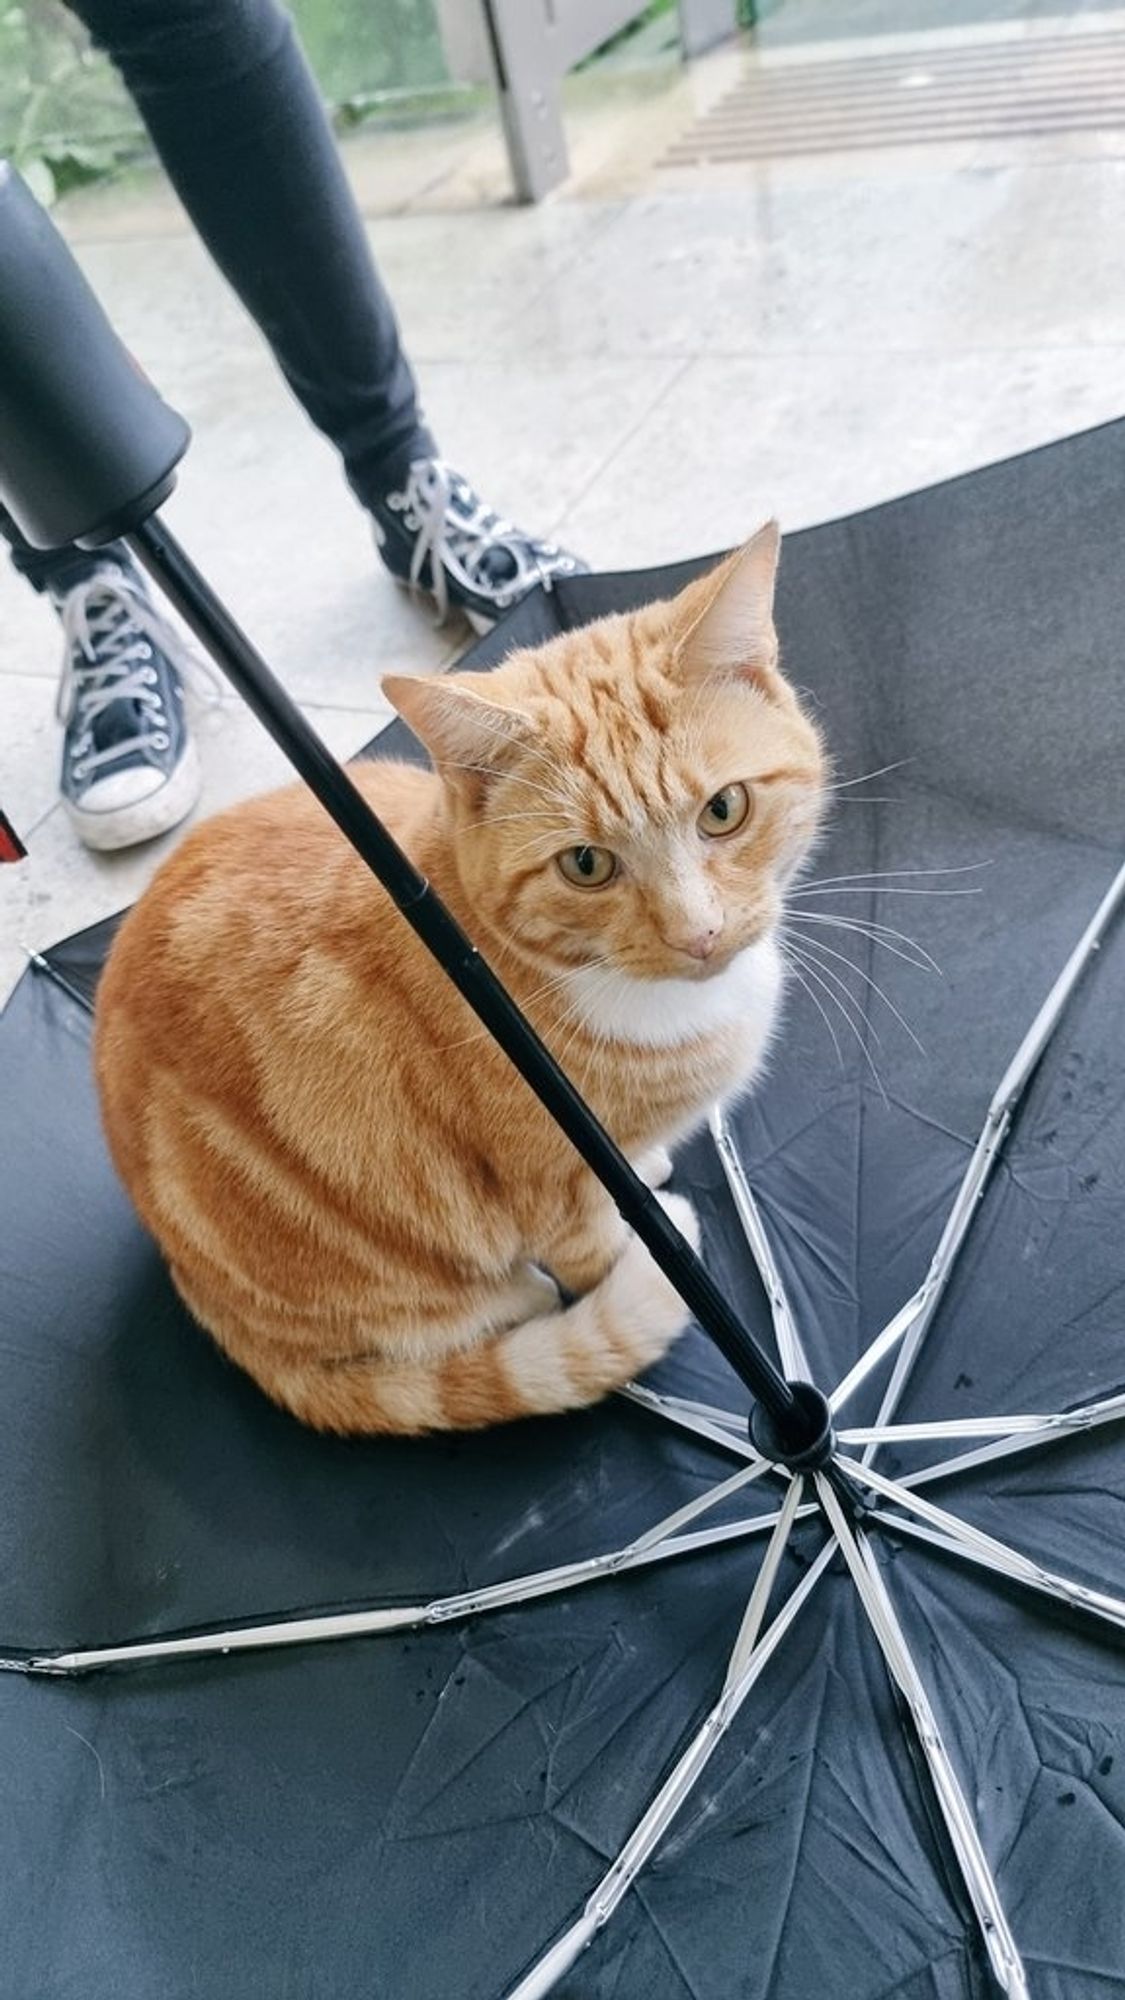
[750,1380,835,1470]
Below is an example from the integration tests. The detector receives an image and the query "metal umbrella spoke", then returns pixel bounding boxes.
[22,1478,819,1677]
[815,1474,1029,1999]
[725,1475,805,1687]
[834,1456,1125,1637]
[617,1381,763,1461]
[837,1413,1075,1446]
[504,1499,831,2000]
[830,1293,926,1419]
[831,855,1125,1432]
[897,1389,1125,1490]
[710,1106,813,1381]
[642,1393,749,1430]
[870,1510,1125,1637]
[623,1459,774,1557]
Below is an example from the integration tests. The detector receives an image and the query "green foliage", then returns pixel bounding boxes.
[0,0,450,203]
[577,0,677,68]
[0,0,144,203]
[290,0,447,103]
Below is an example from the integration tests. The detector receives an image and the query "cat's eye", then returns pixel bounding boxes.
[557,845,617,889]
[698,783,752,838]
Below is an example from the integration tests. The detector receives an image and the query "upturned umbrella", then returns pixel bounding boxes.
[2,163,1124,1999]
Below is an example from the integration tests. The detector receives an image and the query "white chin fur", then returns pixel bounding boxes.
[563,934,784,1050]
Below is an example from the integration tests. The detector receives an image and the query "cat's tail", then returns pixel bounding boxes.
[261,1192,701,1436]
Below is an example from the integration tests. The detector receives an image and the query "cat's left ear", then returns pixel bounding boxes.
[675,520,783,695]
[382,674,533,792]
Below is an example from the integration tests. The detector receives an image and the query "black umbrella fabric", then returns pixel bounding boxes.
[3,421,1125,2000]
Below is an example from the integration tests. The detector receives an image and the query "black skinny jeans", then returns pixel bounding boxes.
[4,0,434,593]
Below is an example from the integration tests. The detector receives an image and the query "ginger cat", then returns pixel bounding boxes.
[95,524,825,1435]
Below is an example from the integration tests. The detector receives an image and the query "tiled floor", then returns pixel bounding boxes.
[3,12,1125,1005]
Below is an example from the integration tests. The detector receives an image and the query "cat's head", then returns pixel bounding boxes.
[385,523,825,989]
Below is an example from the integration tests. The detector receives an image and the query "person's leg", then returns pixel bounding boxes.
[2,507,211,850]
[64,0,584,629]
[69,0,434,506]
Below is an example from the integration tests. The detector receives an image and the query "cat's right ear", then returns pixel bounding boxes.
[382,675,533,799]
[674,520,784,696]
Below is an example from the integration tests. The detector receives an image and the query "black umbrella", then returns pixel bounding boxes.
[2,166,1124,1998]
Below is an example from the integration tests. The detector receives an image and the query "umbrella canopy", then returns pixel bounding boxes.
[2,420,1124,2000]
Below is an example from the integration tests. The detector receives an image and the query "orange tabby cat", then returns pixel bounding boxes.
[95,523,825,1435]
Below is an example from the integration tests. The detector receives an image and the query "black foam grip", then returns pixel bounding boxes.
[0,161,189,549]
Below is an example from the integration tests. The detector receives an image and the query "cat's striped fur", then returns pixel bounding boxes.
[95,525,825,1434]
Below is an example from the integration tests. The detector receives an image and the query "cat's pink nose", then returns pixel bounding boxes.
[664,921,723,961]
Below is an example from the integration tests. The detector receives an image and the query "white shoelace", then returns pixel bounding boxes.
[388,459,563,624]
[57,568,221,778]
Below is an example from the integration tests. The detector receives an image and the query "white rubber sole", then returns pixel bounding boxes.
[389,574,496,638]
[64,737,203,853]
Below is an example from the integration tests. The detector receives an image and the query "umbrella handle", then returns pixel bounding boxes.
[0,161,188,549]
[0,165,830,1459]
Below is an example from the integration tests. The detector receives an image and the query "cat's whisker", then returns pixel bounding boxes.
[546,963,622,1076]
[490,732,578,794]
[790,909,939,974]
[824,758,915,793]
[792,884,982,901]
[439,729,584,811]
[786,909,941,977]
[786,938,872,1054]
[794,861,991,892]
[440,709,586,806]
[431,976,587,1054]
[781,949,845,1069]
[784,941,889,1104]
[788,940,885,1051]
[789,929,925,1056]
[440,759,574,811]
[460,812,562,835]
[504,824,591,867]
[430,954,593,1055]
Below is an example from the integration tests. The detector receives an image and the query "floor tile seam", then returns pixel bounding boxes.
[543,354,699,538]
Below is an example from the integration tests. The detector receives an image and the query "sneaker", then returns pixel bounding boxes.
[56,561,219,852]
[370,458,587,633]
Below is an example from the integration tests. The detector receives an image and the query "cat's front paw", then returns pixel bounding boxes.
[654,1188,700,1254]
[603,1190,701,1377]
[634,1144,674,1190]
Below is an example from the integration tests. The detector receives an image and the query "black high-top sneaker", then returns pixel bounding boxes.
[370,458,587,632]
[56,560,219,851]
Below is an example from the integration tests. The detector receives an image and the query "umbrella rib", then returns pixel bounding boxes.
[25,946,96,1015]
[636,1392,748,1430]
[897,1389,1125,1489]
[502,1497,830,2000]
[724,1475,806,1688]
[23,1486,818,1677]
[622,1459,774,1556]
[830,854,1125,1428]
[870,1510,1125,1636]
[815,1474,1030,1999]
[617,1381,762,1460]
[835,1455,1125,1636]
[837,1414,1074,1445]
[709,1107,813,1381]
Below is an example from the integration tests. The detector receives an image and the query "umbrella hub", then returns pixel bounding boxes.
[750,1379,835,1470]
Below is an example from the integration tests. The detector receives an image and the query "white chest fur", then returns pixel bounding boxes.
[563,934,783,1056]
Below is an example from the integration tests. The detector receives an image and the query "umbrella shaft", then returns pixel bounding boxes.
[127,516,802,1430]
